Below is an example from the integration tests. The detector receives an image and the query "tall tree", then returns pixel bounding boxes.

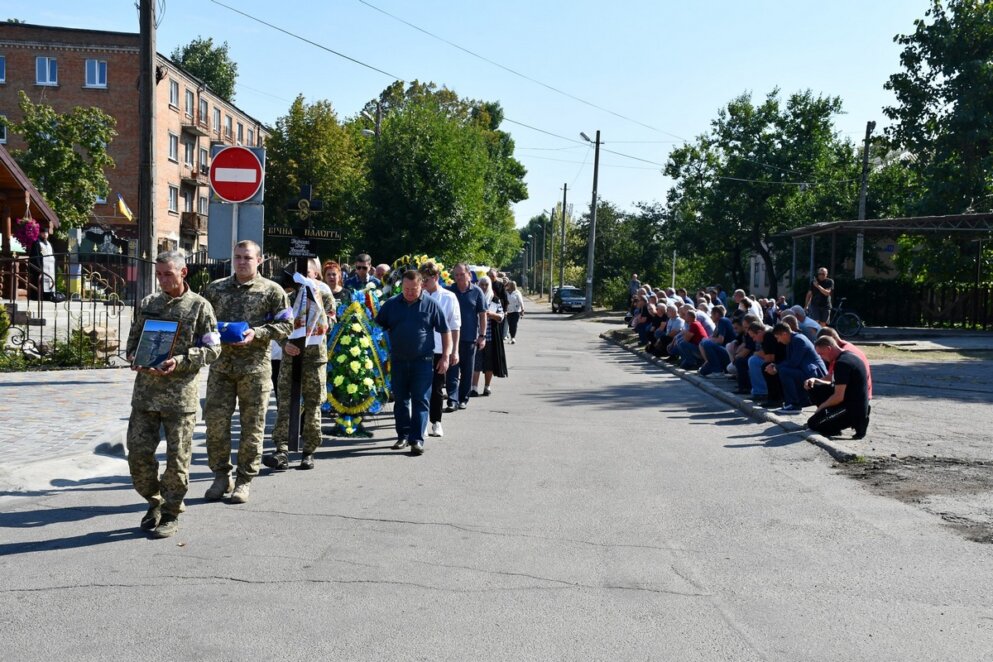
[0,91,116,231]
[264,95,365,259]
[170,37,238,101]
[358,82,526,265]
[884,0,993,215]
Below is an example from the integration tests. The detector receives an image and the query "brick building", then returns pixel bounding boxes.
[0,22,269,254]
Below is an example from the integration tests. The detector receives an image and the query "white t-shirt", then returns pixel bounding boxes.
[427,286,461,354]
[506,290,525,314]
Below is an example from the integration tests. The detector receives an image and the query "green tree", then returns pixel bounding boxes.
[0,91,116,231]
[358,82,527,265]
[264,95,366,260]
[882,0,993,282]
[661,90,864,296]
[170,37,238,102]
[884,0,993,215]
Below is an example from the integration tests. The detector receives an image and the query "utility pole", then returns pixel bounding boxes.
[583,131,601,312]
[854,120,875,280]
[559,184,567,292]
[547,205,555,300]
[137,0,157,300]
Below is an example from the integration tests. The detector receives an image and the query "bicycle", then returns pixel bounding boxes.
[828,297,863,339]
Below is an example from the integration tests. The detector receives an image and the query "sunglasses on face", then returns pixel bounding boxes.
[355,265,369,270]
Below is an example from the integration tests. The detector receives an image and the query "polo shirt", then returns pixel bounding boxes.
[450,283,486,340]
[684,320,707,346]
[375,293,449,361]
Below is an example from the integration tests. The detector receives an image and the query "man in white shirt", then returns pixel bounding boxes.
[419,261,461,438]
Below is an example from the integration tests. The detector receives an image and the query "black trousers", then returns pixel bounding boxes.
[430,353,445,423]
[507,312,521,339]
[806,383,868,437]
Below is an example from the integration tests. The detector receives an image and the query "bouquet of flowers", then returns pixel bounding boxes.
[12,218,40,249]
[388,254,453,296]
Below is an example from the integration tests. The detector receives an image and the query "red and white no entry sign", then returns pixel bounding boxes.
[210,146,264,203]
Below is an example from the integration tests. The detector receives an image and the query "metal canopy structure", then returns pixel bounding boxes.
[781,213,993,285]
[781,213,993,239]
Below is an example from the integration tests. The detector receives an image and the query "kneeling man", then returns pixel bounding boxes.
[804,336,871,439]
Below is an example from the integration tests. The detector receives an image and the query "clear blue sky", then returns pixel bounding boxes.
[7,0,931,227]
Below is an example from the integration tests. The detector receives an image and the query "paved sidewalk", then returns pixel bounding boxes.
[0,368,134,465]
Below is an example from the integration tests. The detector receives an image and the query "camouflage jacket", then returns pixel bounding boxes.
[127,286,221,413]
[204,274,293,375]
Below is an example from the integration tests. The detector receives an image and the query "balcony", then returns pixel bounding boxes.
[181,211,207,235]
[181,111,210,137]
[180,164,208,187]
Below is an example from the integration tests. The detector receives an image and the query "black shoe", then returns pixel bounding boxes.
[444,402,456,413]
[410,440,425,456]
[140,504,161,531]
[298,453,315,470]
[262,451,289,470]
[392,438,409,450]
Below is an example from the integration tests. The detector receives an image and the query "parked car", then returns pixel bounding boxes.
[552,286,585,313]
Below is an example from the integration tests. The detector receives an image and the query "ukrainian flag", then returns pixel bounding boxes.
[117,193,134,222]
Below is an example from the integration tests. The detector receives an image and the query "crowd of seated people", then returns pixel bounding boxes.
[626,283,872,438]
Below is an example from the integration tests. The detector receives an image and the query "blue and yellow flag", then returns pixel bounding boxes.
[117,193,134,222]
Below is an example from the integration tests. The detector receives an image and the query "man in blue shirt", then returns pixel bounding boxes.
[343,253,383,291]
[764,322,827,414]
[375,270,451,455]
[445,263,487,411]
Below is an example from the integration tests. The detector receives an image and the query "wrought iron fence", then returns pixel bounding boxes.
[1,251,289,369]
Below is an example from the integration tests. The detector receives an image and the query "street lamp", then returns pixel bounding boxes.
[527,234,534,294]
[519,247,527,292]
[580,130,601,312]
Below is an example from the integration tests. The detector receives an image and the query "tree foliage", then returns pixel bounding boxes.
[170,37,238,102]
[358,82,527,265]
[264,95,365,259]
[0,91,116,232]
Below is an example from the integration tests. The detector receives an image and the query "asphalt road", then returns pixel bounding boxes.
[1,309,992,661]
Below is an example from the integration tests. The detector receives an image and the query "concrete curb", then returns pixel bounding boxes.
[600,331,861,463]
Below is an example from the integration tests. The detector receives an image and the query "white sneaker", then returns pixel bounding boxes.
[510,338,516,344]
[429,422,444,437]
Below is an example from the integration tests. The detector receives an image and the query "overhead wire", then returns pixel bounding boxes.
[355,0,686,141]
[208,1,845,190]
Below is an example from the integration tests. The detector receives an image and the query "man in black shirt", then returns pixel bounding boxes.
[804,336,870,438]
[805,267,834,326]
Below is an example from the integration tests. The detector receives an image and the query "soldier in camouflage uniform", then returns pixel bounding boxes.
[264,258,334,471]
[203,240,293,504]
[126,251,221,539]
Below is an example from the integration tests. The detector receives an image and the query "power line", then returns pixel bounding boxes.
[209,0,399,80]
[355,0,687,141]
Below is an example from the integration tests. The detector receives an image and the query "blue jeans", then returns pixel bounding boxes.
[699,339,731,375]
[446,340,477,405]
[748,355,768,395]
[779,363,826,407]
[677,340,702,369]
[392,356,434,443]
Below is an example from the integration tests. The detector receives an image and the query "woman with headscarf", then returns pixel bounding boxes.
[470,276,508,396]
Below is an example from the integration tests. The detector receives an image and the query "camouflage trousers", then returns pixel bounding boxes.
[272,353,328,455]
[127,409,196,517]
[204,369,272,482]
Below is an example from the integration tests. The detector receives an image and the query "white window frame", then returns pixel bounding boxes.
[224,115,233,139]
[0,56,6,84]
[236,122,244,145]
[182,189,194,213]
[184,89,194,117]
[199,147,209,173]
[169,79,179,108]
[36,56,58,86]
[168,133,179,162]
[95,193,107,204]
[198,195,208,215]
[213,108,221,135]
[84,59,107,88]
[246,128,254,146]
[0,118,6,144]
[168,185,179,213]
[183,140,195,166]
[199,98,208,125]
